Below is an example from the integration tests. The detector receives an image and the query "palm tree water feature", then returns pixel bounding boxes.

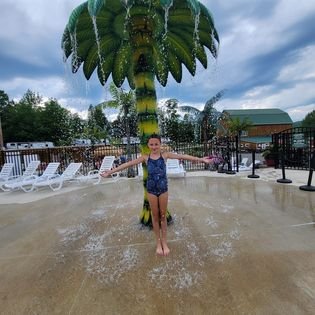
[61,0,219,226]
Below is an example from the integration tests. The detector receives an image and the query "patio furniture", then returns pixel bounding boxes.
[0,163,14,191]
[240,157,249,166]
[5,162,60,192]
[1,160,40,191]
[78,156,118,184]
[236,158,251,171]
[137,163,143,177]
[166,159,186,177]
[33,162,83,191]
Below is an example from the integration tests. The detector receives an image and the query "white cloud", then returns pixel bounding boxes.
[1,76,67,101]
[219,80,315,122]
[277,45,315,82]
[0,0,315,124]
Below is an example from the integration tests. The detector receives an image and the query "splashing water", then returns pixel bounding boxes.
[211,240,234,262]
[162,0,173,39]
[91,16,106,83]
[148,261,204,290]
[85,246,140,284]
[57,223,89,243]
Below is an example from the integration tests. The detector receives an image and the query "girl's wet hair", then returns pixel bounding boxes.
[147,133,161,143]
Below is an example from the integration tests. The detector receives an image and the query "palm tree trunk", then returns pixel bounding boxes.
[134,52,172,226]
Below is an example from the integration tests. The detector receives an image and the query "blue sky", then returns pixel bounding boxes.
[0,0,315,122]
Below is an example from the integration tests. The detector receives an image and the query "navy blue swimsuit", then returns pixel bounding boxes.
[146,155,168,196]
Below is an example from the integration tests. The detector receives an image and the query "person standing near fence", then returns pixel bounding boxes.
[101,133,213,256]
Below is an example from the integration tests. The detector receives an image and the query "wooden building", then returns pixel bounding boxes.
[218,108,293,151]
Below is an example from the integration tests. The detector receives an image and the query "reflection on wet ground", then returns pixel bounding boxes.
[0,176,315,314]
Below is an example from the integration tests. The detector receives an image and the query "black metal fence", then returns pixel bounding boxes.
[272,127,315,170]
[0,138,239,176]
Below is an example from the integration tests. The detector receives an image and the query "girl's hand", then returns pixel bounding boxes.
[100,171,111,178]
[202,157,214,164]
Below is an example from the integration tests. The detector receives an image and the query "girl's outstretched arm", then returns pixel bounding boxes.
[164,152,213,164]
[100,156,146,177]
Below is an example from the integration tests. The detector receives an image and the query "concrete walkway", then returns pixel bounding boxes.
[0,169,314,314]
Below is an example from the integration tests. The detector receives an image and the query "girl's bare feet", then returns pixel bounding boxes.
[156,239,164,256]
[161,241,170,256]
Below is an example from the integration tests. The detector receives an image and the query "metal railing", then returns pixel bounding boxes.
[272,127,315,170]
[0,136,248,176]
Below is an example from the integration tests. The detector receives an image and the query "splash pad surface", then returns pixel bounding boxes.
[0,175,315,314]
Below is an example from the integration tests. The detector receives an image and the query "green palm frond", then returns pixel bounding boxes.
[61,28,72,59]
[166,32,196,76]
[112,42,132,87]
[87,0,105,16]
[83,33,120,79]
[97,51,115,85]
[67,2,87,32]
[152,41,169,86]
[195,43,208,68]
[168,51,182,82]
[62,0,219,87]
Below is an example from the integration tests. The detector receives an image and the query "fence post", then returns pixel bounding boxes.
[225,137,236,175]
[235,134,239,172]
[299,151,315,191]
[277,135,292,184]
[248,150,260,179]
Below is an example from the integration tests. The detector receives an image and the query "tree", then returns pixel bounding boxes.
[180,90,225,142]
[163,99,181,142]
[302,110,315,128]
[179,114,195,143]
[100,83,137,176]
[20,89,42,107]
[62,0,219,226]
[85,105,109,144]
[158,102,194,142]
[100,83,137,141]
[69,113,86,141]
[226,116,253,137]
[4,100,38,142]
[0,90,14,148]
[226,116,253,168]
[0,90,12,114]
[1,90,81,146]
[2,90,47,143]
[37,99,73,146]
[109,107,138,140]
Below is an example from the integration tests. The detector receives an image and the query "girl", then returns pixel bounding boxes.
[100,133,212,256]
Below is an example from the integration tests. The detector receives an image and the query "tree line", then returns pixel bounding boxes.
[1,88,314,148]
[0,88,212,147]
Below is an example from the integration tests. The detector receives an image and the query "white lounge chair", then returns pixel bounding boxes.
[166,159,186,177]
[5,162,60,192]
[237,157,252,171]
[249,160,262,169]
[231,157,251,171]
[1,160,40,191]
[0,163,14,190]
[137,163,144,177]
[33,162,82,191]
[240,157,249,166]
[78,156,117,184]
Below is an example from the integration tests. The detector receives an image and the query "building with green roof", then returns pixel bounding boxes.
[219,108,293,151]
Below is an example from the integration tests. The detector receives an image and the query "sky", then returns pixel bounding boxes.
[0,0,315,122]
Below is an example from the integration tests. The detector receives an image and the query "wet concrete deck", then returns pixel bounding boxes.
[0,175,315,314]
